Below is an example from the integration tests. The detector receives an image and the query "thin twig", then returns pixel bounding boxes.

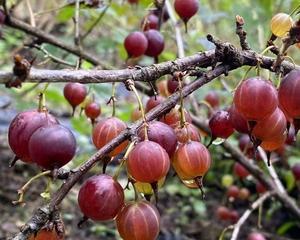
[25,0,36,27]
[258,147,286,194]
[81,2,111,41]
[230,192,274,240]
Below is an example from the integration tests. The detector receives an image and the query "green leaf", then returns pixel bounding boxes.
[284,171,296,192]
[277,221,298,235]
[56,6,75,22]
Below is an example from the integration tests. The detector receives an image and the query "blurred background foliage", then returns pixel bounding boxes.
[1,0,300,239]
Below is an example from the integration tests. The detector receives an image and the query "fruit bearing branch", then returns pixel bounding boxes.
[0,44,298,86]
[3,9,300,240]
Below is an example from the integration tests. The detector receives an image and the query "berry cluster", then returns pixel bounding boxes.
[124,0,199,59]
[8,107,76,170]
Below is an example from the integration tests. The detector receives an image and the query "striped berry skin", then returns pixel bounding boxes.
[174,123,201,143]
[209,110,234,139]
[172,141,211,180]
[279,70,300,119]
[92,117,128,157]
[127,141,170,183]
[78,174,124,221]
[233,77,278,121]
[138,121,178,157]
[116,201,160,240]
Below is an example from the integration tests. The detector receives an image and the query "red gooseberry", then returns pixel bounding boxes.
[233,77,278,121]
[116,201,160,240]
[124,31,148,58]
[85,102,101,122]
[78,174,124,221]
[63,83,87,115]
[28,125,76,170]
[92,117,128,157]
[172,141,211,180]
[233,162,250,179]
[127,140,170,183]
[174,123,201,143]
[138,121,178,157]
[144,29,165,57]
[8,110,58,163]
[209,110,234,139]
[145,95,165,113]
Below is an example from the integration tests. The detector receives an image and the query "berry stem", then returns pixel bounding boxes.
[113,141,135,180]
[178,74,186,128]
[12,170,51,206]
[130,83,148,140]
[38,92,47,112]
[111,82,116,117]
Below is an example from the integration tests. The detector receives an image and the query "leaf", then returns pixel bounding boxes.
[40,191,51,200]
[284,171,296,192]
[277,221,298,235]
[56,6,75,22]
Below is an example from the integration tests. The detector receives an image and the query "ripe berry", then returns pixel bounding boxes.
[227,185,239,199]
[131,108,142,121]
[63,83,87,115]
[145,95,165,112]
[29,125,76,170]
[78,174,124,221]
[256,181,267,194]
[252,108,287,141]
[85,102,101,122]
[204,91,219,108]
[138,121,178,157]
[209,110,234,139]
[233,162,249,179]
[174,0,199,29]
[238,187,250,200]
[260,133,286,151]
[174,123,201,143]
[161,105,192,127]
[127,140,170,183]
[116,201,160,240]
[92,117,128,157]
[216,206,231,221]
[167,77,179,94]
[141,14,159,31]
[124,31,148,58]
[173,141,211,180]
[278,70,300,125]
[270,13,293,37]
[247,232,266,240]
[234,77,278,121]
[156,80,169,97]
[230,210,239,223]
[29,229,63,240]
[229,105,249,134]
[8,110,58,163]
[144,29,165,57]
[292,164,300,181]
